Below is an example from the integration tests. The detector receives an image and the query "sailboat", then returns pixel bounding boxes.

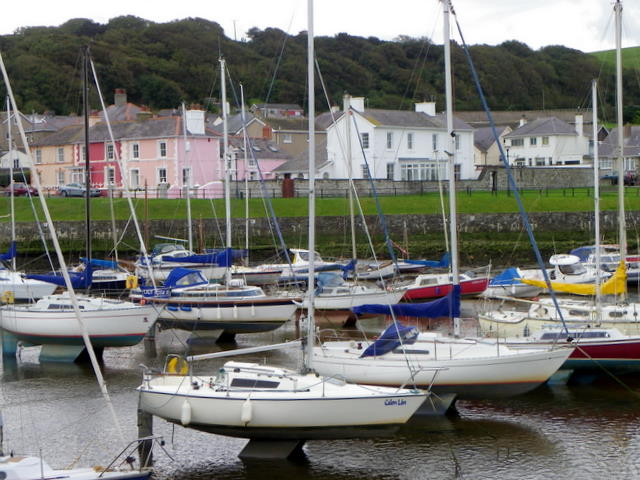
[137,1,428,460]
[311,0,573,414]
[0,48,160,363]
[0,45,152,479]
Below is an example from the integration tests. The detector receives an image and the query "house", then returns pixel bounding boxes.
[503,116,590,167]
[323,95,476,180]
[598,125,640,175]
[210,112,267,139]
[226,137,292,181]
[250,103,304,119]
[30,110,222,196]
[473,125,512,168]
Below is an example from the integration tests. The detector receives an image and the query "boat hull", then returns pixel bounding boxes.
[0,304,157,347]
[312,344,571,400]
[403,278,488,301]
[138,373,426,440]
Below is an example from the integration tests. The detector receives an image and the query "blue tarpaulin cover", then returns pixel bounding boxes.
[80,257,119,270]
[26,263,93,289]
[360,322,420,358]
[352,284,461,319]
[489,267,522,286]
[403,252,450,268]
[0,241,17,262]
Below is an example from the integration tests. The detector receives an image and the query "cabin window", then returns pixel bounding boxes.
[230,378,280,388]
[608,311,627,318]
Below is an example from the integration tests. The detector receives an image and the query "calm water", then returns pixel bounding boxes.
[2,304,640,480]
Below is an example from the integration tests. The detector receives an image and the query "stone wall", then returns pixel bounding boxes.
[227,166,595,199]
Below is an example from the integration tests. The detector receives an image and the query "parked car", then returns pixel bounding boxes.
[58,183,101,197]
[601,171,638,186]
[3,182,38,196]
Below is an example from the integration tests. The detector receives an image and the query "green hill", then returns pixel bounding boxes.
[0,17,639,121]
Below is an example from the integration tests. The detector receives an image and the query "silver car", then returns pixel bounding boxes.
[58,183,101,197]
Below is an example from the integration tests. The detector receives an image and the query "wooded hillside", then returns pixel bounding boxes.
[0,16,638,122]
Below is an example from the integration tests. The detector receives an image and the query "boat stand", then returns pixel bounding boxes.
[238,439,306,460]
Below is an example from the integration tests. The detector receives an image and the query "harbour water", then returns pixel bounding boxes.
[1,299,640,480]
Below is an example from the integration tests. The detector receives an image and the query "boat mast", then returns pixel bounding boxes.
[614,0,626,263]
[304,0,316,372]
[240,84,250,258]
[83,45,92,269]
[181,101,193,252]
[442,0,460,336]
[220,57,232,285]
[344,94,357,261]
[6,96,15,271]
[592,80,602,314]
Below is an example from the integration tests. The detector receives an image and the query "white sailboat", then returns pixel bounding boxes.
[312,0,572,414]
[137,1,428,460]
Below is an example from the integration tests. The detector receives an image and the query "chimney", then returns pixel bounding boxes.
[185,109,205,135]
[575,114,583,137]
[114,88,127,107]
[350,97,365,112]
[519,115,527,127]
[331,105,340,114]
[415,101,436,116]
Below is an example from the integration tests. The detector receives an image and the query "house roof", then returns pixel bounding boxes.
[31,116,216,147]
[599,126,640,158]
[505,117,577,138]
[210,113,265,136]
[456,109,592,129]
[347,108,472,131]
[474,126,510,152]
[252,103,303,111]
[98,103,147,122]
[273,137,329,173]
[228,136,292,161]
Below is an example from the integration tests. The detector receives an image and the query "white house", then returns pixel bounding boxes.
[324,96,477,181]
[503,115,589,167]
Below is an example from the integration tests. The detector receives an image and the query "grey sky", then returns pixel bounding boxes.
[1,0,637,52]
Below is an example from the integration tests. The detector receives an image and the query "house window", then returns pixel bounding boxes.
[535,157,545,166]
[530,137,537,146]
[386,132,393,149]
[386,163,394,180]
[13,158,19,169]
[454,164,461,181]
[542,136,549,145]
[407,132,414,150]
[132,143,140,159]
[81,145,86,161]
[455,134,460,151]
[432,134,438,152]
[106,166,115,185]
[158,141,167,158]
[158,167,167,184]
[182,167,191,187]
[361,133,369,149]
[56,170,65,185]
[34,149,42,164]
[511,138,524,147]
[361,164,370,179]
[106,143,114,160]
[56,147,64,163]
[282,134,292,144]
[130,169,140,189]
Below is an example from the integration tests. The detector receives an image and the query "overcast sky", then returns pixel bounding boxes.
[1,0,638,53]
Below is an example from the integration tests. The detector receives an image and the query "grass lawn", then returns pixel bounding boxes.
[3,187,637,223]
